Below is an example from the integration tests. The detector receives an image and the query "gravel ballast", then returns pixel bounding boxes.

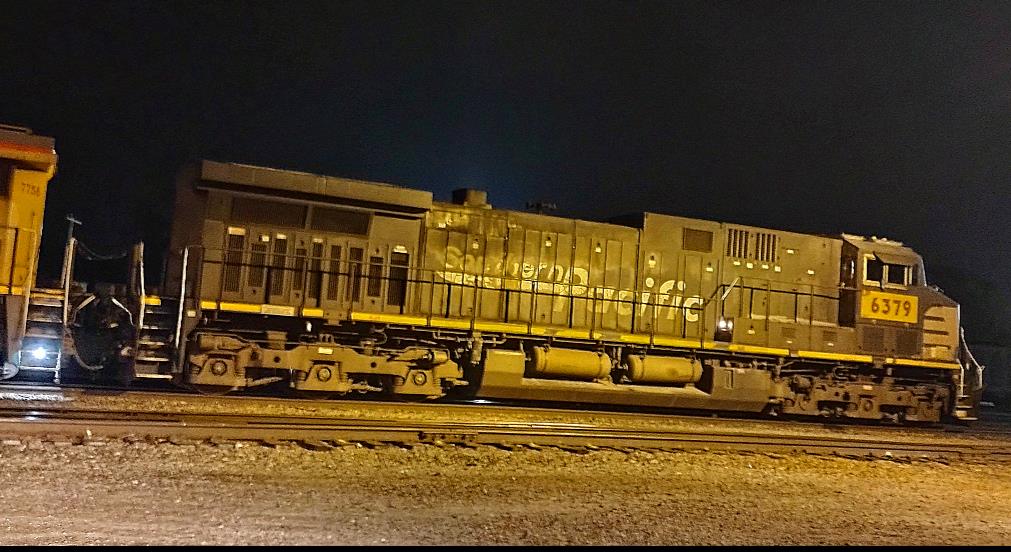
[0,440,1008,545]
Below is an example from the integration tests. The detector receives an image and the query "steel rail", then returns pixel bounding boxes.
[0,381,984,430]
[4,382,1008,442]
[0,408,1006,460]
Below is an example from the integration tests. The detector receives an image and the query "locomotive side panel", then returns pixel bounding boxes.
[421,203,640,335]
[569,219,639,335]
[637,214,719,342]
[173,161,431,322]
[421,205,510,321]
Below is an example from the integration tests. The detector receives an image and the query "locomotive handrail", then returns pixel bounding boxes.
[173,244,819,344]
[175,246,191,369]
[189,243,843,352]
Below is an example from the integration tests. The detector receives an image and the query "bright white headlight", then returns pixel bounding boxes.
[31,347,46,360]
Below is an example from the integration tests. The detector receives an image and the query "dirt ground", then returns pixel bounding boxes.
[0,440,1007,545]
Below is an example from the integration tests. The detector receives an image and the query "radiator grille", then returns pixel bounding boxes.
[326,245,342,300]
[307,242,324,300]
[223,233,244,293]
[248,243,267,288]
[896,330,920,356]
[270,237,288,295]
[861,327,885,353]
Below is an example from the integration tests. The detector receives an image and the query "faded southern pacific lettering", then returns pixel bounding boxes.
[433,246,703,321]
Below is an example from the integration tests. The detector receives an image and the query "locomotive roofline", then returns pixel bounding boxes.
[182,158,930,266]
[183,159,433,214]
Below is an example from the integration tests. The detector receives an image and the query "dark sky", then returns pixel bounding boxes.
[2,1,1010,341]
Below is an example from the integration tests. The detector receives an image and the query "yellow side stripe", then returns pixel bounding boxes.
[796,350,874,363]
[729,344,791,356]
[200,301,323,319]
[473,321,530,334]
[429,317,473,330]
[142,296,162,306]
[350,312,428,325]
[189,303,963,370]
[552,329,592,339]
[218,301,262,313]
[890,358,960,370]
[652,336,703,348]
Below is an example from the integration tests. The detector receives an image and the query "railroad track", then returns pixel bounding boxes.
[4,380,1007,433]
[0,406,1007,461]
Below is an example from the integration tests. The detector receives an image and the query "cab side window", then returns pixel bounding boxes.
[886,263,908,285]
[864,255,914,287]
[865,257,884,283]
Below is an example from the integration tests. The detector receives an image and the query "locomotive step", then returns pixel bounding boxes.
[140,337,173,344]
[28,298,64,307]
[23,331,63,339]
[136,355,171,363]
[26,315,62,323]
[32,287,65,295]
[137,340,172,347]
[133,372,173,379]
[16,365,58,373]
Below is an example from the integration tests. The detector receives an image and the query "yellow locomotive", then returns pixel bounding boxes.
[0,128,984,423]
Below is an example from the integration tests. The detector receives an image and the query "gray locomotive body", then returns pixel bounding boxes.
[159,160,980,422]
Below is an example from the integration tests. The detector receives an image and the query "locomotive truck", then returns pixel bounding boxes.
[0,125,984,422]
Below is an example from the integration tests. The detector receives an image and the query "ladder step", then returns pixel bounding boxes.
[32,287,64,295]
[17,365,58,372]
[29,298,63,307]
[137,356,170,362]
[26,316,62,323]
[134,373,173,379]
[23,332,63,339]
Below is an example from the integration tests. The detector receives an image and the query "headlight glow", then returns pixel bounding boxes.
[31,347,47,360]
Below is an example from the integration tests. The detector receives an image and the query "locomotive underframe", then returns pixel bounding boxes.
[179,317,955,423]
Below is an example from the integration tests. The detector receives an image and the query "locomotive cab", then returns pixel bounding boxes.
[839,234,959,365]
[837,235,981,420]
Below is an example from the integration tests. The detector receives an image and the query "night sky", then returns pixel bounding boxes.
[1,1,1009,342]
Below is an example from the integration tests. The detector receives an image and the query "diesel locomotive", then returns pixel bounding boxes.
[0,125,984,423]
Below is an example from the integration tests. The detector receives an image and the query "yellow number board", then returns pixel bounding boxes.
[860,290,918,324]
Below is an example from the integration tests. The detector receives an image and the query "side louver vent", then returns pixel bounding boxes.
[754,232,778,263]
[726,229,750,259]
